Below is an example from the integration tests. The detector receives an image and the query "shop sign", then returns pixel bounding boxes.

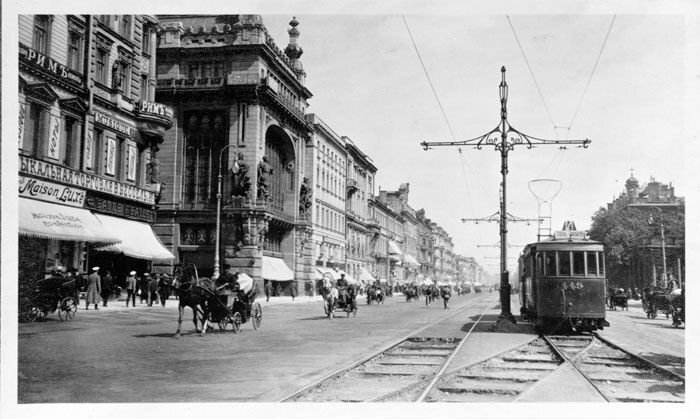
[19,176,86,207]
[47,115,61,160]
[85,195,154,222]
[94,111,136,138]
[19,44,84,87]
[19,156,155,205]
[136,100,174,119]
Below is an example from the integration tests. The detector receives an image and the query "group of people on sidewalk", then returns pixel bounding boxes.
[71,267,174,310]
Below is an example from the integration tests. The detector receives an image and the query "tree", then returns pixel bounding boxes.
[589,204,685,289]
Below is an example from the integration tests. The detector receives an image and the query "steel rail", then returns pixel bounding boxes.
[370,333,539,402]
[414,294,497,402]
[278,293,497,402]
[542,335,611,402]
[593,332,685,381]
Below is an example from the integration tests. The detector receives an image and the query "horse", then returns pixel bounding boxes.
[321,274,338,318]
[173,264,217,336]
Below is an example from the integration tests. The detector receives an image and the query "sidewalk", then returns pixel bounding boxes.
[77,294,325,313]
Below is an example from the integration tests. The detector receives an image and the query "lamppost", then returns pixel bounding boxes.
[420,67,590,327]
[648,207,667,288]
[212,145,240,280]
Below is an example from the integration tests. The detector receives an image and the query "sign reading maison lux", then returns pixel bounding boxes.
[20,44,83,87]
[19,176,86,208]
[19,156,155,205]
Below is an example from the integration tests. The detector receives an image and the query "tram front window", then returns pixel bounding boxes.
[558,251,571,276]
[573,251,585,276]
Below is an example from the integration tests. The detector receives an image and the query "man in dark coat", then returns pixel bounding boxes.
[100,270,113,307]
[264,281,272,302]
[139,273,150,305]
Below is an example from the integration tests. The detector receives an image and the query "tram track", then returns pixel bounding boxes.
[280,294,497,402]
[544,333,685,403]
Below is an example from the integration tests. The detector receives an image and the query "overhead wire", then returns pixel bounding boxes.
[506,16,557,131]
[568,15,616,129]
[402,15,489,215]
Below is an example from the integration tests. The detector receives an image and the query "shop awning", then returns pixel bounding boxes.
[388,240,403,255]
[262,256,294,281]
[359,267,376,283]
[94,214,175,260]
[403,253,420,267]
[19,198,121,243]
[339,270,358,285]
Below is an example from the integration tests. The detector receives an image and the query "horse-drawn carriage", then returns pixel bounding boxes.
[321,273,358,319]
[174,264,262,336]
[366,283,384,305]
[207,284,262,333]
[22,275,79,322]
[402,284,420,302]
[608,289,629,311]
[644,289,673,319]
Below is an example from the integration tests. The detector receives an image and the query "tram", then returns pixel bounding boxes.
[518,224,609,333]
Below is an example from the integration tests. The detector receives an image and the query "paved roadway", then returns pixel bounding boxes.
[18,291,500,403]
[17,292,685,404]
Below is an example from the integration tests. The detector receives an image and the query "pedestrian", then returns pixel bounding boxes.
[100,270,113,307]
[441,285,452,309]
[158,274,171,307]
[139,273,150,305]
[85,266,102,310]
[290,280,297,302]
[264,280,272,302]
[148,274,159,307]
[125,271,137,307]
[274,283,281,297]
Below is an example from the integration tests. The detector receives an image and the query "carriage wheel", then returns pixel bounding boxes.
[231,312,242,334]
[251,303,262,330]
[58,297,78,321]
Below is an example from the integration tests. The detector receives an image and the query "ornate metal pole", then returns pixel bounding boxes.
[421,67,591,327]
[213,145,239,280]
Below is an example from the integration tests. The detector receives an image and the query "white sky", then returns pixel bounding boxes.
[262,12,693,275]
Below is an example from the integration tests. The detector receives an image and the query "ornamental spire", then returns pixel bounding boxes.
[285,16,306,84]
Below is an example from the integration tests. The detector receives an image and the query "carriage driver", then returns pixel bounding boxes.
[336,273,349,305]
[216,264,239,290]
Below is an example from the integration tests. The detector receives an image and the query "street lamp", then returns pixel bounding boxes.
[648,207,667,288]
[212,145,240,280]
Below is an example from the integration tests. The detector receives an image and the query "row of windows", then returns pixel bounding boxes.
[534,251,605,277]
[20,100,148,185]
[315,204,345,233]
[32,16,85,73]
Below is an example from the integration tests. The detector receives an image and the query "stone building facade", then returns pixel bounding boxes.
[153,15,313,294]
[18,14,173,285]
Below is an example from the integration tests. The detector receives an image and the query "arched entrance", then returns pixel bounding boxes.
[264,125,296,217]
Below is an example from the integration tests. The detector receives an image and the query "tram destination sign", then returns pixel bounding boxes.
[19,156,155,205]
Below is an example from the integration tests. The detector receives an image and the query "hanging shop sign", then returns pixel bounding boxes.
[19,176,86,208]
[84,194,154,222]
[19,44,84,87]
[94,111,137,138]
[19,156,155,205]
[136,100,174,119]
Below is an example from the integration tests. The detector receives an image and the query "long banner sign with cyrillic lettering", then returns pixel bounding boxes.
[19,156,155,205]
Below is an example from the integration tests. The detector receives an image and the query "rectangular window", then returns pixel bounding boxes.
[558,251,571,276]
[118,62,130,96]
[188,63,199,79]
[141,76,149,101]
[61,116,81,169]
[586,251,598,276]
[67,30,83,72]
[545,251,556,277]
[572,251,585,276]
[142,26,152,55]
[98,15,111,26]
[22,102,47,156]
[95,49,108,85]
[32,15,51,54]
[119,15,132,38]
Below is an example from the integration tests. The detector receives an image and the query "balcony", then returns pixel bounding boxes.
[134,100,174,137]
[346,178,359,196]
[156,77,225,90]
